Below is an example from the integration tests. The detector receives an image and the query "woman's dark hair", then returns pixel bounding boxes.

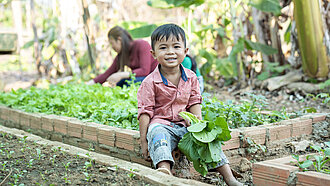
[151,23,186,50]
[186,54,197,74]
[108,26,133,71]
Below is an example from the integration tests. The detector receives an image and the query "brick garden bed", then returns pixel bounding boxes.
[0,105,327,181]
[253,154,330,186]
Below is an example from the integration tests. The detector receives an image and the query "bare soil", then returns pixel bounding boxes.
[0,130,156,186]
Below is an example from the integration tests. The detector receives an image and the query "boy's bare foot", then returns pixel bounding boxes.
[156,167,172,175]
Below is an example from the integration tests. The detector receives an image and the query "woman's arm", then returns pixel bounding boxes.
[93,56,118,84]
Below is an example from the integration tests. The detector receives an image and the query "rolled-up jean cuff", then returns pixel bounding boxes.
[207,151,230,171]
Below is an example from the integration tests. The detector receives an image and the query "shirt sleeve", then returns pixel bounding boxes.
[131,41,154,77]
[187,74,202,109]
[93,56,118,84]
[137,81,155,120]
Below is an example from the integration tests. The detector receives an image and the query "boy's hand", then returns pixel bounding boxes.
[141,140,151,161]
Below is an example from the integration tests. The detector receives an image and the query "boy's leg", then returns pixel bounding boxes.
[147,124,175,170]
[215,164,242,186]
[208,144,242,186]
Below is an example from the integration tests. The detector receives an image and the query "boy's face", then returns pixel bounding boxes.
[151,35,188,68]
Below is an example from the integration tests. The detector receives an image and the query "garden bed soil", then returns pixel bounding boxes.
[1,116,328,186]
[0,129,157,186]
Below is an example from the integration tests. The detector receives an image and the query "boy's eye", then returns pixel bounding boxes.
[174,45,181,48]
[159,47,166,50]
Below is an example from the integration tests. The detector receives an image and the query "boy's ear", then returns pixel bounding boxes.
[150,50,156,59]
[184,48,189,55]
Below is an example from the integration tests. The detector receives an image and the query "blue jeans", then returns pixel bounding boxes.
[147,123,229,168]
[116,76,146,87]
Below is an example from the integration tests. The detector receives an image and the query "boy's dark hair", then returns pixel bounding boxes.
[151,23,186,50]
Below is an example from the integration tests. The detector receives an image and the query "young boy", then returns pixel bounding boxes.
[137,24,242,186]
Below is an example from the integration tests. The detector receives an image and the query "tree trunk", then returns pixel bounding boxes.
[30,0,42,77]
[251,7,270,63]
[293,0,329,78]
[81,0,96,73]
[270,17,285,65]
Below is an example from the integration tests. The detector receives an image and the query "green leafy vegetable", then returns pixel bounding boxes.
[178,111,232,176]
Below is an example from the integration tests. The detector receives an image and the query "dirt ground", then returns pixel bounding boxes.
[0,129,157,186]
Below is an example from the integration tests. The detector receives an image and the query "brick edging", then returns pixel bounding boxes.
[0,105,327,167]
[252,154,330,185]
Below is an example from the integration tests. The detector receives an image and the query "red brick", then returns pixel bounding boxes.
[67,119,83,138]
[222,129,240,150]
[311,114,326,123]
[130,154,152,167]
[115,129,139,150]
[291,119,313,137]
[30,113,42,130]
[296,171,330,186]
[82,122,99,142]
[98,125,116,147]
[267,125,291,141]
[41,115,56,132]
[240,126,266,145]
[53,116,68,134]
[20,112,31,128]
[253,162,299,186]
[78,140,94,150]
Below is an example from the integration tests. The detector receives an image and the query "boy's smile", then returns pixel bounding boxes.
[151,35,188,69]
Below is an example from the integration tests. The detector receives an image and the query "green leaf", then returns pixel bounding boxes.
[179,111,200,124]
[193,159,208,176]
[204,110,217,121]
[209,141,223,162]
[128,24,158,39]
[22,40,34,49]
[193,128,219,143]
[198,145,213,163]
[187,121,207,132]
[324,148,330,156]
[178,133,200,162]
[311,145,322,152]
[214,116,231,142]
[244,39,278,55]
[215,58,234,78]
[249,0,282,16]
[299,160,313,169]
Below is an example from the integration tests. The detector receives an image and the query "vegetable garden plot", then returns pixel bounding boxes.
[0,84,293,130]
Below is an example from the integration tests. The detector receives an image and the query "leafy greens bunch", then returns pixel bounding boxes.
[178,111,232,176]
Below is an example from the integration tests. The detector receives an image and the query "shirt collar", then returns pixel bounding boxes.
[155,64,188,85]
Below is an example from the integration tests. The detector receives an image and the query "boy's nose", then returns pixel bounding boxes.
[166,48,175,54]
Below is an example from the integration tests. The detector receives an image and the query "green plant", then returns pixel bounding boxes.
[27,159,34,168]
[5,150,14,159]
[63,162,71,172]
[127,168,137,178]
[292,142,330,174]
[239,135,266,160]
[178,111,232,176]
[83,172,91,182]
[1,161,8,171]
[36,148,43,160]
